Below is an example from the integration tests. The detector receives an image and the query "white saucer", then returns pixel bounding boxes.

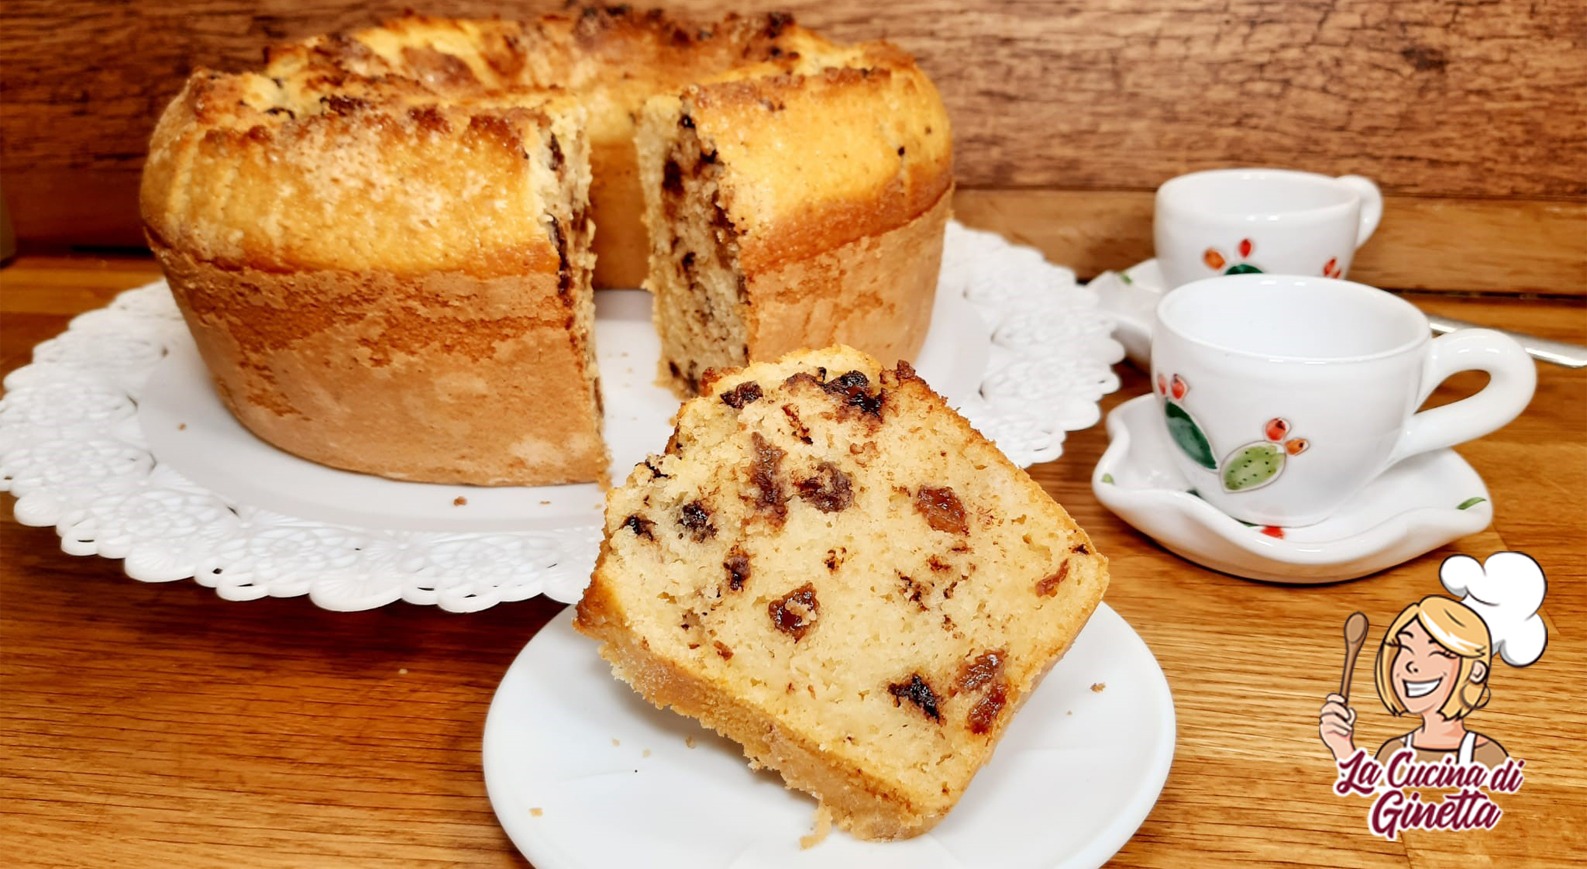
[482,605,1175,869]
[1092,395,1494,583]
[1090,260,1165,369]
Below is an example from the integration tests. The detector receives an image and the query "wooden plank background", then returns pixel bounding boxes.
[2,0,1584,293]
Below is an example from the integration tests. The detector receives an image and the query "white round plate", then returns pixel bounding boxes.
[0,222,1123,610]
[1093,395,1494,583]
[482,604,1175,869]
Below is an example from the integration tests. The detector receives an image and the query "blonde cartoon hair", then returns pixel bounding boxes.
[1375,596,1493,719]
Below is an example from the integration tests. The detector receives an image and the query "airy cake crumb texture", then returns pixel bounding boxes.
[576,345,1108,839]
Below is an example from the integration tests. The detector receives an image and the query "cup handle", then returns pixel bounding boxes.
[1336,175,1382,248]
[1385,329,1537,468]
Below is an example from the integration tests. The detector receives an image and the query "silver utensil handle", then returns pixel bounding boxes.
[1427,315,1587,369]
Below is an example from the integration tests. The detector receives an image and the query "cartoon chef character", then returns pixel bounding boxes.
[1319,553,1547,769]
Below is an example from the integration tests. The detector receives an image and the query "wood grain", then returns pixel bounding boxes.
[3,254,1585,866]
[3,0,1584,291]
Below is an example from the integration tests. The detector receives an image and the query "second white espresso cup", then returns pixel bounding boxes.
[1155,168,1383,290]
[1150,275,1536,527]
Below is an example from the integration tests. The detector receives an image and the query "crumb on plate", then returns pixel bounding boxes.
[453,496,468,507]
[799,803,834,849]
[1091,682,1106,693]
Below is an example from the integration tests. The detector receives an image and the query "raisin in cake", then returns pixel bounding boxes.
[635,42,949,394]
[575,345,1109,839]
[140,8,952,485]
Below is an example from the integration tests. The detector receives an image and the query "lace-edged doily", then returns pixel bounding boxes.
[0,222,1122,611]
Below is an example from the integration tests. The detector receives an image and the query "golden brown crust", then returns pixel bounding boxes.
[142,8,952,484]
[222,8,858,289]
[141,71,573,278]
[586,138,650,288]
[145,9,948,287]
[745,188,950,366]
[684,58,953,275]
[153,238,607,486]
[637,39,954,394]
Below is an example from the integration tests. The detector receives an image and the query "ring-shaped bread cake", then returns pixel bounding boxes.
[140,7,953,485]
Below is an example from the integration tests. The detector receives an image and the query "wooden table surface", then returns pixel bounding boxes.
[2,251,1584,867]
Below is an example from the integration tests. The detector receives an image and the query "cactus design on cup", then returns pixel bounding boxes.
[1222,418,1310,492]
[1158,373,1310,492]
[1203,238,1263,275]
[1157,373,1218,470]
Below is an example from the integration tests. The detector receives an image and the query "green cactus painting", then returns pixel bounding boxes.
[1220,418,1309,492]
[1222,443,1285,490]
[1157,374,1310,494]
[1158,373,1216,469]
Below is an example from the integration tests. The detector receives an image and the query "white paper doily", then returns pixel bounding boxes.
[0,222,1122,611]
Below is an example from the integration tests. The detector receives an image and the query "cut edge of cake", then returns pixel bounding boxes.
[575,344,1109,840]
[636,49,954,397]
[636,91,752,395]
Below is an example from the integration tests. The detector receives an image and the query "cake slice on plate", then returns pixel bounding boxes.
[575,345,1108,840]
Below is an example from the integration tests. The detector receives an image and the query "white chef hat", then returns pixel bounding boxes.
[1439,552,1548,667]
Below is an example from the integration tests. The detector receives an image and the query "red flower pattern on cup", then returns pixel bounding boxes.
[1156,373,1189,400]
[1323,257,1344,279]
[1204,238,1263,275]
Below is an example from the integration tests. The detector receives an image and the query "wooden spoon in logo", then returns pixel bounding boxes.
[1340,612,1370,700]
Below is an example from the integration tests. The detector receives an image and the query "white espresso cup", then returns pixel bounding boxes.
[1150,275,1536,527]
[1155,168,1383,290]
